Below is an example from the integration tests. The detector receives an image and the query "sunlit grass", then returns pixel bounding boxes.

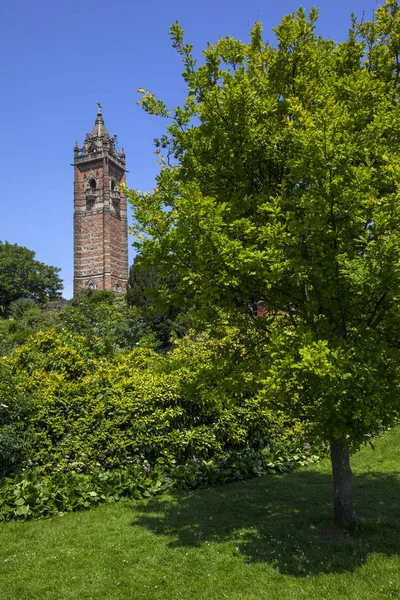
[1,427,399,599]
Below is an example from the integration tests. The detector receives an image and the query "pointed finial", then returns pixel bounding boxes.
[96,101,102,116]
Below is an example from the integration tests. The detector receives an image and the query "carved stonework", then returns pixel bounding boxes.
[73,105,129,296]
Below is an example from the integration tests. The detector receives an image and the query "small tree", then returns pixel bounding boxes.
[0,299,60,355]
[130,2,400,529]
[127,254,193,346]
[127,255,160,310]
[60,289,156,352]
[0,241,63,316]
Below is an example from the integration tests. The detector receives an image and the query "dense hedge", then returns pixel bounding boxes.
[0,328,325,522]
[1,329,309,476]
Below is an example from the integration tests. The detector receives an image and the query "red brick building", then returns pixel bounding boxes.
[73,104,128,295]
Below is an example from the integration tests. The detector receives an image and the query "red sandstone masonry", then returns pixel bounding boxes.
[73,108,128,295]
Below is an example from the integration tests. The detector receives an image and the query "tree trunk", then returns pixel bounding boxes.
[330,437,356,529]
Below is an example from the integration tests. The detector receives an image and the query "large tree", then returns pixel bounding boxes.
[0,241,63,316]
[129,1,400,528]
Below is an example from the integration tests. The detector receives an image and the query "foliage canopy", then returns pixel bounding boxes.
[126,255,192,347]
[60,288,157,353]
[0,241,63,317]
[130,1,400,527]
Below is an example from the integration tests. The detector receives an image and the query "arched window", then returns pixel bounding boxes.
[110,179,116,191]
[89,178,96,189]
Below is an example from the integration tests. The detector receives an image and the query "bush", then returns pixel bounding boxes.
[1,329,312,477]
[59,289,157,352]
[0,445,321,523]
[0,301,59,357]
[0,327,327,522]
[0,462,169,522]
[0,363,32,477]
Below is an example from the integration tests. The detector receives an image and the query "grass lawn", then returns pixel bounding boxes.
[1,428,399,600]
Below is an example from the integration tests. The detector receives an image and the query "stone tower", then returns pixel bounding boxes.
[73,104,128,295]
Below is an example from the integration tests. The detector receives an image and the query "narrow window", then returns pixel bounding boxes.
[112,199,120,218]
[86,198,95,211]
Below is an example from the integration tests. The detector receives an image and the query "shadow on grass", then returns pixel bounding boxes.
[131,470,400,576]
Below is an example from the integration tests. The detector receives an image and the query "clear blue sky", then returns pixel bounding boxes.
[0,0,378,298]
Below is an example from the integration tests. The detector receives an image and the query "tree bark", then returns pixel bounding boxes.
[330,437,356,529]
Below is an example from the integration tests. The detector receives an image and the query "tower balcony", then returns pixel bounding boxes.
[110,189,121,200]
[85,188,99,199]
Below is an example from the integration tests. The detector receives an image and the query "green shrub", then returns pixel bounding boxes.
[59,289,157,352]
[0,462,169,522]
[0,300,60,357]
[0,364,31,477]
[1,329,314,478]
[0,444,321,523]
[171,446,321,490]
[0,327,327,522]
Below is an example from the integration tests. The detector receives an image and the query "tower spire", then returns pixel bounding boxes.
[92,101,110,138]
